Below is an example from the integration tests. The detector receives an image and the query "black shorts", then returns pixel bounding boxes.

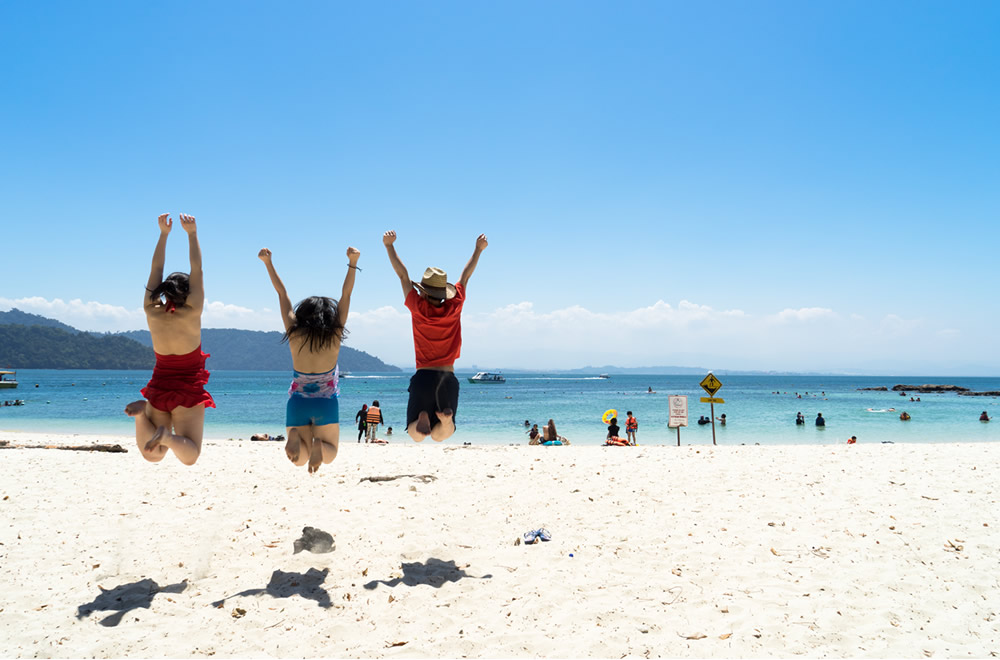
[406,370,460,429]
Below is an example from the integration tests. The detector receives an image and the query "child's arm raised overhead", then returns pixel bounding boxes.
[258,248,295,332]
[458,233,488,289]
[180,214,204,311]
[144,213,171,308]
[383,230,412,300]
[338,247,361,329]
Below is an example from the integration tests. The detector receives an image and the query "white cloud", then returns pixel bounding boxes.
[2,296,985,372]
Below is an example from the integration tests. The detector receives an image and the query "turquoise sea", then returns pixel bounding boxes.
[2,370,999,446]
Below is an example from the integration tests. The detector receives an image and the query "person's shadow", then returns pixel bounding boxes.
[212,568,331,609]
[76,578,188,627]
[363,558,491,590]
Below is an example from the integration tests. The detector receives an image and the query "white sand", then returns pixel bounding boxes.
[1,431,998,658]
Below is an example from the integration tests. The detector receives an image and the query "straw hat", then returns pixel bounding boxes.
[412,267,456,301]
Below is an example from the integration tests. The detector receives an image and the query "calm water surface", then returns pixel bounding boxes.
[2,370,998,446]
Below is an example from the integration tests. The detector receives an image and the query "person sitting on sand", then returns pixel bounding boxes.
[607,417,622,441]
[542,419,568,445]
[847,435,857,444]
[258,245,360,473]
[383,230,487,442]
[527,423,541,445]
[981,411,991,422]
[126,214,214,466]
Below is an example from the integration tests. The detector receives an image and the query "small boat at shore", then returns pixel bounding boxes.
[468,372,506,384]
[0,370,17,389]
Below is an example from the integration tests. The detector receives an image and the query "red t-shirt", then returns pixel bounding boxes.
[405,283,465,369]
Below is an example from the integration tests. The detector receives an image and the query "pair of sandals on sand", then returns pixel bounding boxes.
[523,528,552,544]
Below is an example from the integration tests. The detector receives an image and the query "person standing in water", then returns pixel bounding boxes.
[382,230,487,442]
[126,214,214,465]
[258,246,360,473]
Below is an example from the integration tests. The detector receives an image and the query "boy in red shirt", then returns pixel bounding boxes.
[383,230,488,442]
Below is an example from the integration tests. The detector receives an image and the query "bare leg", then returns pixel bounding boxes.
[158,405,205,466]
[312,424,340,468]
[285,427,310,466]
[429,408,455,443]
[126,400,167,463]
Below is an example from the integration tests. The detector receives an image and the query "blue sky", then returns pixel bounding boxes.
[2,1,998,374]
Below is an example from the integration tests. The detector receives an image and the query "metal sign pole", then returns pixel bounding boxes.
[676,426,680,447]
[710,402,716,445]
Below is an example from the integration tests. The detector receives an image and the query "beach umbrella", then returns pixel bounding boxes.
[602,409,617,424]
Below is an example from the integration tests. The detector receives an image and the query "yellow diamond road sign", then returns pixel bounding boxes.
[700,373,723,397]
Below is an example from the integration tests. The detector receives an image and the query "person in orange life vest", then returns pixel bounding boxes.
[125,213,214,466]
[382,230,488,442]
[625,411,638,445]
[365,400,384,442]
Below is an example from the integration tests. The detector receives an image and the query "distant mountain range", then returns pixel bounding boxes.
[0,309,400,372]
[118,329,400,372]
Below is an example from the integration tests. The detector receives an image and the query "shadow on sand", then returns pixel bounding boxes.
[212,568,331,609]
[76,578,188,627]
[363,558,492,590]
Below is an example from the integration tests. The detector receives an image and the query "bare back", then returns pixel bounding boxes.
[287,333,342,374]
[144,303,203,355]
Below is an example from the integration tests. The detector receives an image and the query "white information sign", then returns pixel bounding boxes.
[668,395,688,428]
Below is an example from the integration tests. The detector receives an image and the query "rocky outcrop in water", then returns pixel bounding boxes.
[857,387,888,391]
[958,391,1000,397]
[892,384,970,393]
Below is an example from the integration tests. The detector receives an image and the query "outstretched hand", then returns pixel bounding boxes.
[383,230,397,246]
[157,213,172,234]
[179,213,197,234]
[347,247,360,263]
[475,233,488,251]
[258,248,273,263]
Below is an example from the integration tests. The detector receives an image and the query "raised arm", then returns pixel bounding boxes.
[258,248,294,332]
[457,233,488,289]
[337,247,361,328]
[144,214,171,307]
[179,214,204,311]
[382,231,412,299]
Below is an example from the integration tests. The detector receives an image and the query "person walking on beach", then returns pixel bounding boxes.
[383,230,488,442]
[625,411,638,445]
[258,245,360,473]
[355,403,368,443]
[125,214,214,466]
[365,400,383,442]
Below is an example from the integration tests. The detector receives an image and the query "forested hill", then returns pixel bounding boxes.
[0,308,78,333]
[0,325,154,369]
[118,329,401,372]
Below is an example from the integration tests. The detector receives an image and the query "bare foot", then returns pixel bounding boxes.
[285,428,301,464]
[415,411,432,436]
[124,400,146,417]
[145,425,168,453]
[432,409,454,442]
[308,434,323,474]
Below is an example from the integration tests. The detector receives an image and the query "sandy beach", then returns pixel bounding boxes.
[1,430,997,658]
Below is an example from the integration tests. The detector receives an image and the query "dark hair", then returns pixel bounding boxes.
[610,417,618,425]
[372,400,380,407]
[283,296,347,353]
[626,411,632,416]
[149,272,190,307]
[547,419,557,440]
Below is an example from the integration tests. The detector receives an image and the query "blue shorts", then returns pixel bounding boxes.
[286,395,340,428]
